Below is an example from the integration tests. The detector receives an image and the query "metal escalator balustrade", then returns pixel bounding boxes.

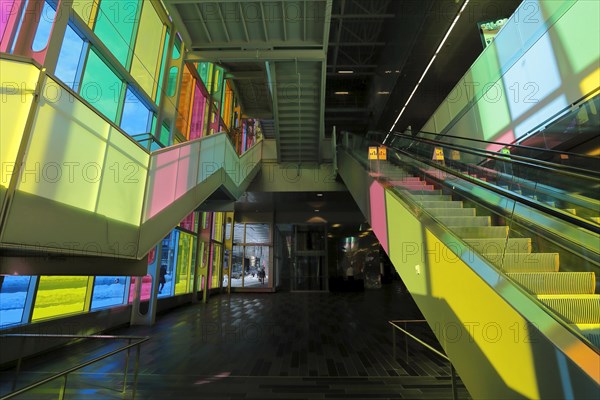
[388,132,600,231]
[363,143,600,351]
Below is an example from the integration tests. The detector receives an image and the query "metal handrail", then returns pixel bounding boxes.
[0,334,150,400]
[388,320,458,400]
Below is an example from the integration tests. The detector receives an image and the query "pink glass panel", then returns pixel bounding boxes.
[369,181,388,254]
[128,275,153,302]
[180,212,195,231]
[189,85,206,140]
[146,149,179,219]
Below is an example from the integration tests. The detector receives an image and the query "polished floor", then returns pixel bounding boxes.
[1,283,470,399]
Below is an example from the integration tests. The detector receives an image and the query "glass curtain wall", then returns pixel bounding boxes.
[230,223,272,290]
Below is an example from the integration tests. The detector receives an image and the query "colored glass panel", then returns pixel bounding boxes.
[90,276,126,309]
[212,212,224,242]
[198,62,211,84]
[167,66,178,97]
[156,30,170,105]
[55,24,86,90]
[80,49,124,122]
[130,1,164,99]
[121,87,151,135]
[553,0,599,75]
[175,231,194,294]
[19,75,148,226]
[93,0,140,67]
[0,60,39,206]
[31,0,54,52]
[159,231,178,297]
[128,275,152,302]
[189,84,207,140]
[175,64,195,138]
[0,0,17,43]
[32,276,91,321]
[180,212,196,232]
[0,276,32,326]
[210,242,222,289]
[71,0,98,26]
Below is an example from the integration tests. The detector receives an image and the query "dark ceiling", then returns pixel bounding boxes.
[325,0,522,136]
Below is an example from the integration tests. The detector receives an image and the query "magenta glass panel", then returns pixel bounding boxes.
[174,144,192,199]
[128,275,152,302]
[0,0,17,45]
[146,150,179,219]
[369,181,388,254]
[180,212,195,231]
[189,85,206,140]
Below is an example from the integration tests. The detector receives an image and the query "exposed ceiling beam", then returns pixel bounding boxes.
[281,2,287,41]
[216,3,231,42]
[329,42,385,46]
[331,14,394,19]
[194,4,213,43]
[238,2,250,42]
[225,71,265,80]
[331,0,345,76]
[186,49,326,62]
[260,2,269,41]
[162,2,192,46]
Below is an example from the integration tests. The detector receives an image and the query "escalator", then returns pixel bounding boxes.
[338,132,599,399]
[0,57,262,275]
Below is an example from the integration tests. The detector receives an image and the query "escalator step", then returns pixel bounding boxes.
[436,216,491,227]
[537,295,600,324]
[450,226,509,238]
[572,324,600,349]
[483,253,559,272]
[409,194,453,201]
[394,183,436,191]
[464,237,531,253]
[427,208,476,217]
[419,201,463,208]
[508,272,596,295]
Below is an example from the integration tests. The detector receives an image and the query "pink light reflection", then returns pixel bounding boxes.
[369,181,388,254]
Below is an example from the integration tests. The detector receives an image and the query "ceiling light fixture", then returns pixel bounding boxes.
[332,223,341,228]
[338,70,354,74]
[378,91,390,95]
[386,0,471,140]
[317,193,323,197]
[335,91,350,95]
[314,209,320,213]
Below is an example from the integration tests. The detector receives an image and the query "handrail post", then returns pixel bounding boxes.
[392,325,396,360]
[12,336,26,391]
[131,342,142,400]
[59,374,67,400]
[451,364,458,400]
[123,338,131,393]
[404,322,409,362]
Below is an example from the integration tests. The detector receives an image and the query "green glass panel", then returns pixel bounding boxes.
[93,0,141,67]
[198,62,211,86]
[80,49,124,121]
[156,31,170,105]
[172,39,181,60]
[159,123,170,146]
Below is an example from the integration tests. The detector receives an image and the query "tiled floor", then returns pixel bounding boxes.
[1,284,470,399]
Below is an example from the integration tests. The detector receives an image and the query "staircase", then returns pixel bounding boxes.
[379,164,600,349]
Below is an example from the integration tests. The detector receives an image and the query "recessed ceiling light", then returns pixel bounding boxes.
[338,70,354,74]
[317,193,323,197]
[385,70,392,74]
[314,209,320,212]
[335,91,350,95]
[332,223,341,228]
[377,91,390,95]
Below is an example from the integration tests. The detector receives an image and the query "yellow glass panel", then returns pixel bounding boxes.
[130,1,164,98]
[19,76,109,213]
[96,126,148,226]
[0,60,39,203]
[211,243,222,289]
[175,232,194,294]
[72,0,98,27]
[32,276,91,321]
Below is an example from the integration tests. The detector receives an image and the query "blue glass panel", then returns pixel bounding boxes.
[54,24,86,89]
[32,1,55,52]
[0,276,32,326]
[120,87,151,135]
[90,276,127,310]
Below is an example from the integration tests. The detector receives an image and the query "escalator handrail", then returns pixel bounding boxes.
[391,133,600,182]
[382,145,600,235]
[395,129,600,164]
